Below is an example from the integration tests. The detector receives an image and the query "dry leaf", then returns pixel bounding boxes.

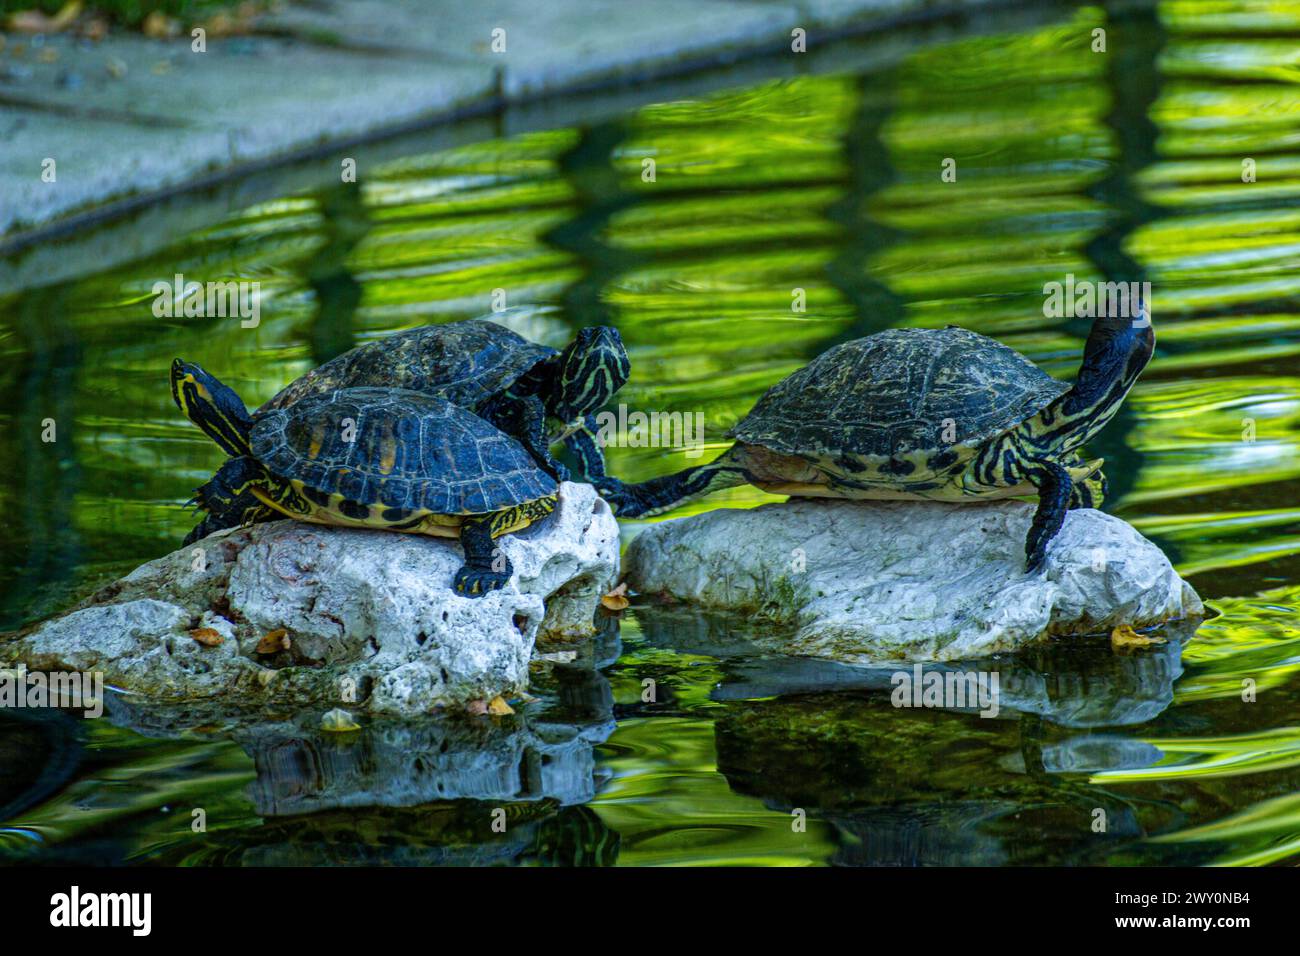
[1111,624,1166,651]
[601,582,630,611]
[189,627,224,647]
[142,11,180,38]
[7,11,54,32]
[486,695,515,716]
[465,699,489,716]
[50,0,82,30]
[256,628,290,654]
[202,12,236,37]
[535,650,577,664]
[81,16,107,41]
[320,708,360,732]
[8,1,81,33]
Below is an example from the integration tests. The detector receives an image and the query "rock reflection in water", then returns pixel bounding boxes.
[634,605,1193,727]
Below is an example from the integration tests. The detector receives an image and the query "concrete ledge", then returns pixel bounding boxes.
[0,0,1038,272]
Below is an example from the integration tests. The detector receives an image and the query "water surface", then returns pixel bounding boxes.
[2,1,1299,866]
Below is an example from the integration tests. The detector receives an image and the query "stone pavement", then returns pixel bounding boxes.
[0,0,1024,290]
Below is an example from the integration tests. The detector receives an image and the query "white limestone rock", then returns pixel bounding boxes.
[624,498,1202,663]
[2,483,618,717]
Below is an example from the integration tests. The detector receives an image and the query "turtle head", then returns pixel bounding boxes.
[1053,290,1155,449]
[549,326,630,424]
[171,359,254,457]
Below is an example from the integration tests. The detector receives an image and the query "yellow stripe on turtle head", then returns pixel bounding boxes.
[170,359,253,457]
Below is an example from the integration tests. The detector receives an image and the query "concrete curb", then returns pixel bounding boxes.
[0,0,1050,293]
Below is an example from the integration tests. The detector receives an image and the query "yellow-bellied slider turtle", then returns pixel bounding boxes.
[600,302,1154,572]
[173,368,558,596]
[174,317,627,542]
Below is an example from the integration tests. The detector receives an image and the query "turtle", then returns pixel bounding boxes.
[170,364,559,597]
[176,316,628,542]
[262,317,628,480]
[597,302,1155,572]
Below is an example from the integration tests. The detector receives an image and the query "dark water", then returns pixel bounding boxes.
[2,2,1300,865]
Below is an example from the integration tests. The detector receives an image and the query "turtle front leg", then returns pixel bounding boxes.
[1025,460,1074,574]
[184,456,277,544]
[484,395,571,482]
[563,414,608,482]
[454,515,512,597]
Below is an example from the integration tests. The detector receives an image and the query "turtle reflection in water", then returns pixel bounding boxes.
[600,301,1155,572]
[172,365,558,597]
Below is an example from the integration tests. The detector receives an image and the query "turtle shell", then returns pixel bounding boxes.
[251,387,558,515]
[259,319,554,415]
[733,327,1068,465]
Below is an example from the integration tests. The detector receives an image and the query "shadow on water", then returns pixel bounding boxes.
[1,0,1299,865]
[0,286,82,630]
[304,182,371,366]
[825,66,907,341]
[1079,0,1166,512]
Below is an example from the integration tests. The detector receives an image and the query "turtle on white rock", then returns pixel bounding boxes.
[1,482,619,717]
[624,497,1202,664]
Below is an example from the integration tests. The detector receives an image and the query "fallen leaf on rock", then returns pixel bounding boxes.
[142,11,180,38]
[601,583,629,611]
[189,627,224,647]
[8,1,82,34]
[535,650,577,664]
[202,12,236,37]
[1111,624,1166,651]
[256,628,290,654]
[487,695,515,715]
[320,708,360,732]
[465,699,489,716]
[81,16,107,41]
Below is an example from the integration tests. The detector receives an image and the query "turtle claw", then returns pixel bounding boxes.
[1025,536,1054,575]
[453,567,510,597]
[593,477,638,516]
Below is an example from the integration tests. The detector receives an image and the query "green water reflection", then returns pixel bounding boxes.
[2,1,1299,865]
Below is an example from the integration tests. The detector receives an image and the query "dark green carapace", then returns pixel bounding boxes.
[173,364,558,598]
[178,316,627,543]
[601,303,1154,573]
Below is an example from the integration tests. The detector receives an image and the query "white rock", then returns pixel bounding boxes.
[624,498,1202,663]
[2,483,619,717]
